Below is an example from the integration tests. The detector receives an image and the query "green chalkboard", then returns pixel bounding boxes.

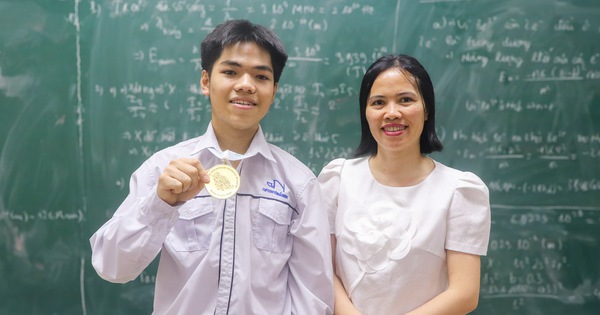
[1,0,599,314]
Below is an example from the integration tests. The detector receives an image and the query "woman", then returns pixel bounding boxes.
[318,54,491,315]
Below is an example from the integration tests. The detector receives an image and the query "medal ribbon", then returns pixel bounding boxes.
[207,147,252,166]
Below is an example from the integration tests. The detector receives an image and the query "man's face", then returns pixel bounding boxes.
[201,42,277,138]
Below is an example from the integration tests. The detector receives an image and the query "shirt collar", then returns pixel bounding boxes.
[191,122,276,163]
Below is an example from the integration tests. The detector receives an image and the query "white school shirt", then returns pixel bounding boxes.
[318,157,491,315]
[90,123,334,315]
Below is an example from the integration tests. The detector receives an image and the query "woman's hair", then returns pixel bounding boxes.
[354,54,443,157]
[200,19,288,83]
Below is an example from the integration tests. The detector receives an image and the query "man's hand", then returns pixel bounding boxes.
[157,158,210,206]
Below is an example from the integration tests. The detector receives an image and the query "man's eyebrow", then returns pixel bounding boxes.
[219,60,273,73]
[254,65,274,73]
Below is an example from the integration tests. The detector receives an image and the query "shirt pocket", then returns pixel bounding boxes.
[166,197,215,252]
[252,198,293,253]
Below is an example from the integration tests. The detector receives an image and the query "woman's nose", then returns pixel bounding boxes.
[384,103,402,119]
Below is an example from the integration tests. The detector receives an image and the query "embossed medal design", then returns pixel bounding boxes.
[205,164,240,199]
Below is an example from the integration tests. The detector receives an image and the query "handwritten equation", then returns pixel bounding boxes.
[419,14,600,83]
[83,0,600,175]
[0,209,85,223]
[481,206,600,310]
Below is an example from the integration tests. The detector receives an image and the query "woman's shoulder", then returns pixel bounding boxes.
[319,156,368,175]
[317,157,370,194]
[321,157,346,171]
[432,160,488,191]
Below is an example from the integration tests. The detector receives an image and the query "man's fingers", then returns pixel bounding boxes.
[168,161,198,191]
[179,158,210,184]
[157,158,210,205]
[158,171,187,194]
[199,169,210,184]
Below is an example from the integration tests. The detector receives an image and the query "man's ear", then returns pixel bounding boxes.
[272,83,278,101]
[201,70,210,95]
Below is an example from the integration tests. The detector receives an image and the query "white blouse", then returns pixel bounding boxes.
[318,157,491,315]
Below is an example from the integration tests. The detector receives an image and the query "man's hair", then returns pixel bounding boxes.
[200,19,288,83]
[354,54,443,157]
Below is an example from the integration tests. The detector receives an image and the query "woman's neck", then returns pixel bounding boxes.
[368,150,434,187]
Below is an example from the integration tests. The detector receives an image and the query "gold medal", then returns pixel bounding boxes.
[204,164,240,199]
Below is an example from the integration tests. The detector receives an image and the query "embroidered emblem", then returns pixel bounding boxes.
[262,179,289,199]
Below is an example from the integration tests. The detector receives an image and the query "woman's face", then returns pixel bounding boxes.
[365,68,427,156]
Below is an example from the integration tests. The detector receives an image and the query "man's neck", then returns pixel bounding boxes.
[213,126,258,155]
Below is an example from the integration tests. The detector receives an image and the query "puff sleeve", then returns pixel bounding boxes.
[445,171,491,256]
[317,158,345,234]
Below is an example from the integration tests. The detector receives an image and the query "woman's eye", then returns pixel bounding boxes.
[371,100,385,106]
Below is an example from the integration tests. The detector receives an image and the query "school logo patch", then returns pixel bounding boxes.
[262,179,289,199]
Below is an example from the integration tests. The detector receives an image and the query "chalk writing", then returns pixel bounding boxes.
[0,209,85,223]
[4,1,598,314]
[480,206,600,309]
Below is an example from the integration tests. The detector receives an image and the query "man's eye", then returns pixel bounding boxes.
[256,75,271,81]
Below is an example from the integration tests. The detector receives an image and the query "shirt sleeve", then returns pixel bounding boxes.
[316,158,345,234]
[89,160,180,283]
[445,171,491,256]
[287,177,334,315]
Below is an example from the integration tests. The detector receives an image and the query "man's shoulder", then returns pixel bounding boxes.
[267,143,315,179]
[149,136,203,161]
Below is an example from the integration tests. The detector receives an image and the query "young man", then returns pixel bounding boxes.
[90,19,334,315]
